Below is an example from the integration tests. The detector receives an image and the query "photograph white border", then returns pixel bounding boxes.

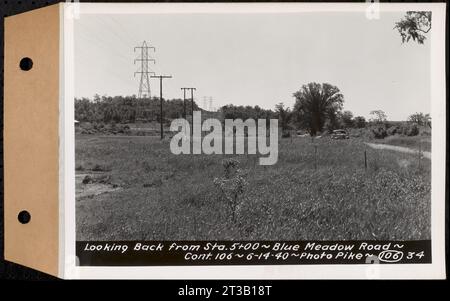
[60,2,446,279]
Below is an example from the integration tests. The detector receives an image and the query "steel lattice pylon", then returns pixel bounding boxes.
[134,41,155,98]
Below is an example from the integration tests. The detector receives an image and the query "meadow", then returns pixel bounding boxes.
[375,135,431,152]
[76,134,431,241]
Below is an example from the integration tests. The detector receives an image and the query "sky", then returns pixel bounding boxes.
[73,11,431,121]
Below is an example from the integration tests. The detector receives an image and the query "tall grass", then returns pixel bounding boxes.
[379,135,431,152]
[76,135,431,241]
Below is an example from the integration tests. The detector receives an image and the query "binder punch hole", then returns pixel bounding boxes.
[19,57,33,71]
[18,210,31,224]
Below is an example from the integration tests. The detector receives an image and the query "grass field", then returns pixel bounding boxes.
[76,134,431,241]
[376,135,431,152]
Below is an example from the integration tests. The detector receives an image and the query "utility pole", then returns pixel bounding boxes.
[181,88,187,118]
[181,88,196,135]
[151,75,173,139]
[181,88,193,119]
[134,41,155,99]
[190,88,196,137]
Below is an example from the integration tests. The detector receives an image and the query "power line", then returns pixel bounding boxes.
[135,41,156,99]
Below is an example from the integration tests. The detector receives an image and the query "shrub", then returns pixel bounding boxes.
[387,126,401,136]
[420,130,431,136]
[403,124,419,136]
[348,128,361,138]
[221,158,240,178]
[371,126,387,139]
[214,159,248,221]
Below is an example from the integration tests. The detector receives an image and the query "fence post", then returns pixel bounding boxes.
[364,149,367,170]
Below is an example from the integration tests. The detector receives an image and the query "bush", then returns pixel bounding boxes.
[403,124,419,136]
[347,128,373,139]
[387,126,401,136]
[371,126,387,139]
[420,130,431,136]
[214,159,248,222]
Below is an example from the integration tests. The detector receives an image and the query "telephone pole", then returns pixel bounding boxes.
[134,41,155,99]
[181,88,190,119]
[151,75,173,139]
[181,88,196,136]
[181,88,196,116]
[190,88,196,137]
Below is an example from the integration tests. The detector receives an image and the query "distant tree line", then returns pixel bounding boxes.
[76,85,430,139]
[75,94,199,124]
[221,104,276,122]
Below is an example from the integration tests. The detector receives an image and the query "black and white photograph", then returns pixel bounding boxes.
[2,0,448,282]
[65,3,446,277]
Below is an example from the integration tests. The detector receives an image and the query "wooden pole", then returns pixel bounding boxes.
[191,89,195,138]
[151,75,173,139]
[364,149,367,170]
[182,88,186,118]
[159,78,163,139]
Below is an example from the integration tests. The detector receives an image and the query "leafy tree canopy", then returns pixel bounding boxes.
[394,11,431,44]
[408,112,431,127]
[293,82,344,136]
[369,110,387,123]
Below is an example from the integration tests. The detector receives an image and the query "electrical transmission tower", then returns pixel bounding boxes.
[134,41,155,99]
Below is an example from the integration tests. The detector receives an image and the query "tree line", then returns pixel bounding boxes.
[75,83,430,138]
[75,94,200,124]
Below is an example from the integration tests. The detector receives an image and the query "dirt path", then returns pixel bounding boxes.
[364,143,431,159]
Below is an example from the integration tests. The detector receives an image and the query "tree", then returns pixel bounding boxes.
[369,110,387,124]
[275,102,292,133]
[220,104,275,124]
[293,82,344,136]
[408,112,431,127]
[394,11,431,44]
[340,110,354,128]
[354,116,367,128]
[74,95,200,124]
